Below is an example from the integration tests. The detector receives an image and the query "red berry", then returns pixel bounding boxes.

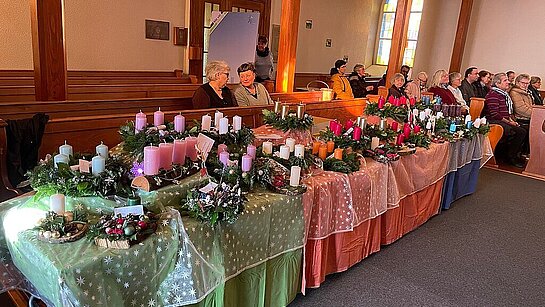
[137,221,148,229]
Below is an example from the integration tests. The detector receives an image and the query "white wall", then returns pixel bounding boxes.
[0,0,33,69]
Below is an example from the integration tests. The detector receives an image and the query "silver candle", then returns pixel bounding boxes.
[296,103,305,119]
[281,105,289,119]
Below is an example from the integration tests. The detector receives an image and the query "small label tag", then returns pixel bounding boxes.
[199,182,218,193]
[196,133,215,161]
[114,205,144,217]
[79,159,91,173]
[70,165,80,171]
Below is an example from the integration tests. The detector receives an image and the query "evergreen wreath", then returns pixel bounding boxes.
[323,151,361,174]
[318,127,370,152]
[364,102,408,123]
[262,109,314,132]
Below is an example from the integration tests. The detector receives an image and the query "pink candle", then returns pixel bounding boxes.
[394,98,400,106]
[135,111,147,133]
[143,146,160,175]
[334,124,342,136]
[154,108,164,126]
[241,154,252,172]
[409,97,416,106]
[246,144,256,159]
[400,96,407,105]
[345,120,354,130]
[413,125,421,133]
[174,114,185,133]
[391,121,399,131]
[219,151,230,166]
[329,121,338,132]
[353,126,362,140]
[172,139,187,164]
[217,144,228,157]
[159,143,174,170]
[185,137,198,161]
[403,123,411,138]
[378,97,385,109]
[388,96,394,104]
[396,134,405,146]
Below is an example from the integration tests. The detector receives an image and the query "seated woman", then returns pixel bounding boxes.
[348,64,374,98]
[528,76,543,105]
[447,72,470,112]
[192,60,237,109]
[234,62,272,106]
[428,69,457,105]
[330,60,354,100]
[474,70,491,98]
[388,73,407,98]
[509,73,532,155]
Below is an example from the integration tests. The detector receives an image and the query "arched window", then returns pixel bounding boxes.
[376,0,424,67]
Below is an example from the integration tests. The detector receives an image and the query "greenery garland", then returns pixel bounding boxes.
[323,151,361,174]
[405,131,432,149]
[262,109,314,132]
[364,102,408,123]
[318,128,370,152]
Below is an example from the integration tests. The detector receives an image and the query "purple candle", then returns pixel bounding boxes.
[185,137,198,161]
[217,144,228,157]
[172,139,187,164]
[135,111,147,133]
[154,108,164,126]
[246,144,257,159]
[143,146,160,175]
[241,154,252,172]
[353,126,362,140]
[174,114,185,133]
[158,143,174,170]
[219,151,230,166]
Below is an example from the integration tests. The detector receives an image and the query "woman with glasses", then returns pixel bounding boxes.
[528,76,543,105]
[234,62,272,106]
[192,60,237,109]
[447,72,470,112]
[509,73,532,156]
[329,59,354,100]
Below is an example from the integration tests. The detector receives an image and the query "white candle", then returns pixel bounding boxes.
[232,115,242,131]
[59,140,73,157]
[96,141,109,159]
[218,117,229,134]
[289,166,301,187]
[201,114,211,131]
[371,137,380,150]
[50,194,65,214]
[481,117,487,125]
[285,138,296,152]
[91,155,106,176]
[154,108,164,126]
[424,108,432,117]
[473,118,481,128]
[379,119,387,130]
[426,121,432,130]
[53,153,69,168]
[465,114,472,124]
[419,111,426,121]
[174,114,186,133]
[437,111,443,118]
[279,145,290,160]
[294,144,305,157]
[262,141,273,155]
[214,111,224,128]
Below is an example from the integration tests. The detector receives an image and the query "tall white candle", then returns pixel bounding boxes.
[59,140,73,157]
[54,153,69,168]
[279,145,290,159]
[285,138,296,152]
[201,114,212,131]
[91,155,106,176]
[294,144,305,157]
[214,111,224,128]
[232,115,242,131]
[379,119,387,130]
[437,112,443,118]
[481,117,487,125]
[371,137,380,150]
[50,194,65,214]
[96,141,109,159]
[262,141,273,155]
[289,166,301,187]
[465,114,472,124]
[218,117,229,134]
[473,118,481,128]
[424,108,432,117]
[419,111,426,121]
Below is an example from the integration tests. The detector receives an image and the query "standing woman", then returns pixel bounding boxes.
[474,70,491,98]
[254,36,274,82]
[428,69,457,105]
[192,60,237,109]
[234,62,272,106]
[330,60,354,100]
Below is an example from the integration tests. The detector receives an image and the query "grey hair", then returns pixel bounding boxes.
[205,60,230,82]
[391,73,405,84]
[353,64,365,73]
[448,72,462,85]
[492,72,506,87]
[514,73,530,84]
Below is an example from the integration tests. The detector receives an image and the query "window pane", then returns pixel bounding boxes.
[376,39,392,65]
[204,28,210,52]
[411,0,424,11]
[407,12,422,40]
[212,4,220,11]
[204,2,212,27]
[384,0,398,12]
[403,41,418,67]
[203,52,208,78]
[379,12,395,39]
[232,7,239,12]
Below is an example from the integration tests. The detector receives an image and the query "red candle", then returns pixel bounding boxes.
[378,97,385,109]
[403,123,411,138]
[400,96,407,105]
[388,96,394,104]
[396,134,405,146]
[345,120,354,130]
[329,120,337,131]
[409,97,416,106]
[413,125,421,133]
[391,121,399,131]
[334,124,342,136]
[353,126,362,140]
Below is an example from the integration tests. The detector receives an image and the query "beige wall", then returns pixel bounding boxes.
[0,0,33,69]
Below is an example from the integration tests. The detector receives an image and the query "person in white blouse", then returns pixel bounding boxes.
[448,72,470,112]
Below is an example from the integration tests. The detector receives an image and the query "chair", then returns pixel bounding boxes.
[469,97,485,121]
[366,94,379,103]
[378,86,388,98]
[487,124,504,166]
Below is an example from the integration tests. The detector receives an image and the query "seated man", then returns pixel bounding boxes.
[348,64,374,98]
[483,73,527,168]
[460,66,478,104]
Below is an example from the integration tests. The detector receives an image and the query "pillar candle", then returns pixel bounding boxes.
[135,111,147,133]
[218,117,229,134]
[285,138,296,152]
[312,141,321,154]
[419,111,427,121]
[214,111,223,127]
[54,153,69,168]
[319,145,328,160]
[466,121,473,129]
[219,151,230,166]
[185,137,198,161]
[345,120,354,130]
[437,111,443,118]
[201,115,211,131]
[262,141,273,155]
[232,115,242,131]
[50,194,65,214]
[96,141,109,159]
[154,108,164,126]
[379,119,387,130]
[274,100,281,113]
[353,126,362,140]
[174,114,186,133]
[294,144,305,157]
[378,97,385,109]
[59,140,73,157]
[329,120,338,131]
[449,122,457,133]
[360,117,367,129]
[409,97,416,106]
[241,154,252,172]
[334,148,343,160]
[246,144,257,159]
[159,143,174,170]
[326,140,335,153]
[481,117,487,125]
[413,108,419,122]
[296,103,305,119]
[356,117,362,127]
[424,108,432,117]
[371,137,380,150]
[92,155,106,176]
[473,118,481,128]
[172,139,187,164]
[426,121,432,130]
[396,134,405,146]
[279,145,290,159]
[403,123,411,138]
[217,144,228,157]
[289,166,301,187]
[465,114,472,124]
[143,146,160,175]
[281,105,289,119]
[334,124,342,136]
[413,125,421,134]
[391,121,399,131]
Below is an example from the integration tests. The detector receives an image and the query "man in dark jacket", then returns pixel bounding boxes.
[348,64,374,98]
[460,66,478,104]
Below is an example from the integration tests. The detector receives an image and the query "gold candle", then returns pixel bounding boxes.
[296,103,305,119]
[281,105,289,119]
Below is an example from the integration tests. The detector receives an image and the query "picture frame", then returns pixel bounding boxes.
[173,27,188,46]
[145,19,169,41]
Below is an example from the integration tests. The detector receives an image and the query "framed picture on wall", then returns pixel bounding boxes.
[145,19,170,41]
[173,27,188,46]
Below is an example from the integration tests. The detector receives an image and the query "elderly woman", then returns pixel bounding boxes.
[509,74,533,123]
[528,76,543,105]
[447,72,469,112]
[330,59,354,100]
[388,73,407,99]
[428,69,457,105]
[192,60,237,109]
[474,70,491,98]
[348,64,374,98]
[234,62,272,106]
[255,36,274,82]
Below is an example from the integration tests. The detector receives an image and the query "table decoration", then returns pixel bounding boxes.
[322,150,361,173]
[262,109,314,132]
[87,211,158,249]
[364,100,409,123]
[35,209,88,243]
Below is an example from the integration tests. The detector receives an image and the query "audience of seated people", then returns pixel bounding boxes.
[192,60,237,109]
[474,70,491,98]
[460,66,479,103]
[348,64,374,98]
[329,60,354,100]
[428,69,457,105]
[234,62,273,106]
[528,76,543,105]
[388,73,407,99]
[447,72,470,112]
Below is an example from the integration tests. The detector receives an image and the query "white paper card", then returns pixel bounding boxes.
[196,133,215,161]
[199,182,218,193]
[79,159,91,173]
[114,205,144,217]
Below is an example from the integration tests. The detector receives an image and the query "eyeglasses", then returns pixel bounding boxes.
[222,72,230,78]
[519,81,530,85]
[340,65,347,68]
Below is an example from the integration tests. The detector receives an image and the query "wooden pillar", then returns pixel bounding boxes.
[449,0,474,73]
[29,0,67,101]
[385,0,412,88]
[275,0,300,93]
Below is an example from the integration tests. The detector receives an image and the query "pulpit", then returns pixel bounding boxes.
[524,106,545,178]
